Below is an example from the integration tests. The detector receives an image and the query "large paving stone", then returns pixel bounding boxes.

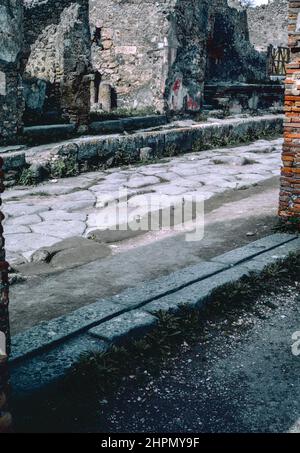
[155,184,188,196]
[4,214,42,226]
[87,202,148,230]
[89,182,124,193]
[22,183,83,197]
[31,220,86,239]
[127,193,178,209]
[5,225,31,234]
[40,210,87,222]
[125,176,160,189]
[5,233,60,254]
[49,190,96,212]
[93,190,133,209]
[56,200,96,212]
[4,202,50,218]
[88,310,158,344]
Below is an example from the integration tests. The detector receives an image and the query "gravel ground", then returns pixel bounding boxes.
[90,283,300,433]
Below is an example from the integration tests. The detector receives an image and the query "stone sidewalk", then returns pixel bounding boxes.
[3,137,282,265]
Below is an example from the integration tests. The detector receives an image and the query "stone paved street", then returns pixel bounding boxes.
[3,138,282,265]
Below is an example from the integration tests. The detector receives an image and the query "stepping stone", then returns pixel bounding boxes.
[87,228,146,244]
[31,236,112,268]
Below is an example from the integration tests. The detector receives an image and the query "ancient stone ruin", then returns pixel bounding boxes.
[0,0,276,143]
[90,0,266,115]
[0,0,24,139]
[247,0,289,52]
[22,0,92,127]
[279,0,300,221]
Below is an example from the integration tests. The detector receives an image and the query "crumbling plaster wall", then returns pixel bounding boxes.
[0,0,24,140]
[247,0,288,52]
[23,0,91,125]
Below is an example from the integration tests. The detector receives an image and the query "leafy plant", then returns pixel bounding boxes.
[18,168,36,186]
[50,157,79,179]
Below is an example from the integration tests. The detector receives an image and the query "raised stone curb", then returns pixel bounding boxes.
[23,124,76,143]
[90,115,168,134]
[89,310,158,344]
[10,299,123,363]
[2,152,26,172]
[1,114,283,181]
[9,260,227,362]
[10,335,108,394]
[108,261,227,310]
[243,238,300,272]
[143,265,253,315]
[9,233,300,396]
[211,233,297,266]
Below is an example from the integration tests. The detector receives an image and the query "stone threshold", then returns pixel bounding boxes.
[1,114,283,186]
[9,232,299,396]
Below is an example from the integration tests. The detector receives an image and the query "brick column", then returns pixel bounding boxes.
[279,0,300,222]
[0,157,12,433]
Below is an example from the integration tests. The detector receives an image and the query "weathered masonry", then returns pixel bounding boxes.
[90,0,266,115]
[23,0,92,127]
[0,0,24,140]
[0,0,279,143]
[247,0,289,53]
[279,0,300,221]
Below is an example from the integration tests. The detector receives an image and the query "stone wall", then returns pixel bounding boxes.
[206,1,267,83]
[247,0,288,52]
[23,0,91,126]
[279,0,300,221]
[90,0,266,115]
[90,0,176,114]
[0,0,24,141]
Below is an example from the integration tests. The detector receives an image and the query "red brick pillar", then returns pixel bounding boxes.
[0,157,12,433]
[279,0,300,222]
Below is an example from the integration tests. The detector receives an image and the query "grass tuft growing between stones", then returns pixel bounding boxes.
[191,129,282,154]
[12,252,300,432]
[18,168,36,186]
[50,157,80,179]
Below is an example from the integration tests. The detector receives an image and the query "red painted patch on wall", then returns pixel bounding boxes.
[187,96,199,111]
[173,79,181,94]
